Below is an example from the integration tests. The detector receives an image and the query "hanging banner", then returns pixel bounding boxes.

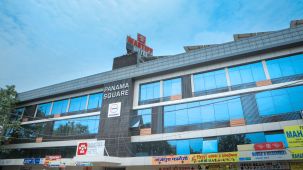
[284,125,303,147]
[152,155,190,165]
[190,152,239,163]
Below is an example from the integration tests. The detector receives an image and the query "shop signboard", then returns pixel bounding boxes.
[239,162,290,170]
[290,149,303,160]
[23,158,43,165]
[190,152,239,163]
[76,140,105,157]
[108,102,121,118]
[254,142,284,151]
[152,155,190,165]
[239,150,292,161]
[284,125,303,147]
[44,155,63,167]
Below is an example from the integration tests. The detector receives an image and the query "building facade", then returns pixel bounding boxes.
[1,20,303,170]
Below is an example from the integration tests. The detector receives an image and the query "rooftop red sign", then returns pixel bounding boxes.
[126,33,153,55]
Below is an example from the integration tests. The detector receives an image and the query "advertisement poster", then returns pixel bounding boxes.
[284,125,303,147]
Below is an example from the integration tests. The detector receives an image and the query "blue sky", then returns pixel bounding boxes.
[0,0,302,92]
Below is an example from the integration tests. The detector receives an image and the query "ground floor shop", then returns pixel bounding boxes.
[2,161,303,170]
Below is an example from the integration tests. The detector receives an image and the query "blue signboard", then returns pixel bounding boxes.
[23,158,42,165]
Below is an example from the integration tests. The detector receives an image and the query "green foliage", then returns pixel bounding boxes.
[0,85,19,144]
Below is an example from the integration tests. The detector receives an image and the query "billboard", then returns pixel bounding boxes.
[126,33,153,57]
[284,125,303,147]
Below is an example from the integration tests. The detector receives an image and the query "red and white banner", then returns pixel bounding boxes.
[254,142,284,151]
[76,141,105,157]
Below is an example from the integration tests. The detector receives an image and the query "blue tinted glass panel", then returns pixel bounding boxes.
[176,140,190,155]
[163,78,181,97]
[87,93,103,109]
[69,95,87,112]
[188,102,202,124]
[256,85,303,116]
[36,103,52,117]
[138,109,151,126]
[229,62,266,85]
[193,69,227,92]
[265,133,288,148]
[53,116,99,136]
[140,82,160,101]
[189,138,203,154]
[228,99,244,119]
[267,54,303,79]
[245,132,266,144]
[163,96,244,127]
[164,110,176,127]
[202,139,218,153]
[51,100,68,115]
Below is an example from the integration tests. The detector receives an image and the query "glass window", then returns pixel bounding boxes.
[202,139,218,153]
[256,85,303,116]
[51,99,68,115]
[189,138,203,154]
[138,109,151,128]
[265,133,288,148]
[229,62,266,85]
[12,107,25,120]
[163,78,182,97]
[36,103,52,117]
[87,93,103,109]
[19,123,47,138]
[164,96,244,128]
[194,69,227,92]
[68,95,87,112]
[245,132,266,144]
[139,82,160,102]
[267,54,303,79]
[53,116,99,136]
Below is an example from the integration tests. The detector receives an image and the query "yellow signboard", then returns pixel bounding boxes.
[190,152,239,163]
[290,150,303,160]
[284,125,303,147]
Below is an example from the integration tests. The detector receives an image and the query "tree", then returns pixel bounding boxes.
[0,85,20,144]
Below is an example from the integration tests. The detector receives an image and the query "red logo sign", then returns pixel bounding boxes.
[254,142,284,151]
[77,142,88,155]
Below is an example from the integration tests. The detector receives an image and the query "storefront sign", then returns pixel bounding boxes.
[290,149,303,159]
[158,166,200,170]
[240,162,290,170]
[239,150,292,161]
[291,162,303,170]
[76,140,105,157]
[190,152,239,163]
[75,162,94,166]
[254,142,284,151]
[152,155,190,165]
[44,155,63,167]
[23,158,43,165]
[108,102,121,118]
[284,125,303,147]
[103,83,129,100]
